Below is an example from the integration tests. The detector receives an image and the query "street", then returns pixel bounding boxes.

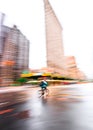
[1,83,93,130]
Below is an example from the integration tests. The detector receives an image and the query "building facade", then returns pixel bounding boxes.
[43,0,65,74]
[64,56,86,80]
[0,13,30,86]
[43,1,86,79]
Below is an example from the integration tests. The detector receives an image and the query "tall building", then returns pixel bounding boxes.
[43,1,86,79]
[43,0,65,74]
[0,13,30,86]
[64,56,86,80]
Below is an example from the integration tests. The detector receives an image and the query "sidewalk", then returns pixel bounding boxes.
[0,85,33,108]
[0,85,35,93]
[0,86,23,93]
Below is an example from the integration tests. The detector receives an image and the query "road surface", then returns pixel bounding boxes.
[1,83,93,130]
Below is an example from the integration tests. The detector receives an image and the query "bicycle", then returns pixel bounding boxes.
[38,88,49,98]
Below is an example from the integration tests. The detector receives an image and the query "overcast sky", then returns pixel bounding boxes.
[0,0,93,78]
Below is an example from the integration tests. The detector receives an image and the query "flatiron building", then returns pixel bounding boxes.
[43,0,65,74]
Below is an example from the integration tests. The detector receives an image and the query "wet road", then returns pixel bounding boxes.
[1,83,93,130]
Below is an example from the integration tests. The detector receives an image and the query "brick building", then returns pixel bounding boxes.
[0,13,30,86]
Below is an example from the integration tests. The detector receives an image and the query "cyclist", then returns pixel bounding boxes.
[39,79,48,90]
[39,78,49,97]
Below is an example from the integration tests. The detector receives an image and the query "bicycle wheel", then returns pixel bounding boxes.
[45,89,49,95]
[38,89,45,97]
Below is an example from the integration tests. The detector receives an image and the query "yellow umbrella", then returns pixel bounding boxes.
[20,73,33,77]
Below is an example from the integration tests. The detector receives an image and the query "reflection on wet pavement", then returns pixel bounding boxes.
[1,83,93,130]
[0,88,29,108]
